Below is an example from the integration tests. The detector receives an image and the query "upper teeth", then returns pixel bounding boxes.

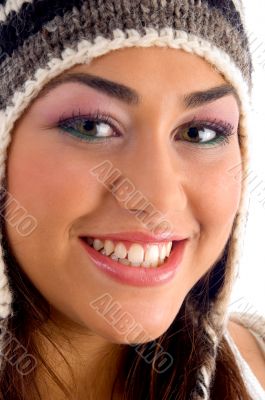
[89,238,172,267]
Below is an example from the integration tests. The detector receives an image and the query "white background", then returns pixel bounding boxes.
[229,1,265,317]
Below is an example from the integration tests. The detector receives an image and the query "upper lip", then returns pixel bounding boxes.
[79,231,188,243]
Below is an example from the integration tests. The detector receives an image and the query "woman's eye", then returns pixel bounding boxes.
[176,122,234,148]
[77,120,113,138]
[57,114,120,142]
[182,126,218,144]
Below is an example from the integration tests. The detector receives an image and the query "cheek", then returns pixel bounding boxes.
[6,134,102,233]
[203,157,242,228]
[185,147,242,285]
[4,128,104,286]
[187,142,242,232]
[4,131,109,323]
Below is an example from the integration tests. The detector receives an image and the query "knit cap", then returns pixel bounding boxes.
[0,1,263,399]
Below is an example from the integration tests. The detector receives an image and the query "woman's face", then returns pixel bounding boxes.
[5,47,242,343]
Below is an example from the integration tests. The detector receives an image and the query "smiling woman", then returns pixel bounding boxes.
[0,1,264,400]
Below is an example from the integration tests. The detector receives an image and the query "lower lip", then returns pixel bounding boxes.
[79,238,188,287]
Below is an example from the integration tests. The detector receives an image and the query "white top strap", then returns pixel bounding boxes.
[224,310,265,399]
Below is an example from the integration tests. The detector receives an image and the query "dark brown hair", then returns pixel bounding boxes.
[0,191,252,400]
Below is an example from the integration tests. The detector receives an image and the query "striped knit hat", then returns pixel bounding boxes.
[0,0,256,398]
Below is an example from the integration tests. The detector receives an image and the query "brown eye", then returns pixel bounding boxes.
[174,120,234,148]
[181,126,216,143]
[57,110,121,143]
[73,119,114,138]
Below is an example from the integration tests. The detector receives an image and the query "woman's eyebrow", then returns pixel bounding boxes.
[183,84,240,109]
[35,72,140,105]
[34,72,240,109]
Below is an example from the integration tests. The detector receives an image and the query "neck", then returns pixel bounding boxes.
[32,308,124,400]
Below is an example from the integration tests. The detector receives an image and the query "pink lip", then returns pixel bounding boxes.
[79,237,188,287]
[79,231,187,243]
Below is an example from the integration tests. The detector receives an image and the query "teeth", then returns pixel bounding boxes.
[151,260,159,268]
[144,245,160,267]
[88,237,173,268]
[127,244,144,264]
[166,242,172,257]
[142,260,152,268]
[159,244,167,261]
[104,239,115,256]
[118,258,130,265]
[130,262,141,267]
[93,239,104,251]
[114,242,127,259]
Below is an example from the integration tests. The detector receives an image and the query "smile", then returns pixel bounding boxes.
[79,236,188,287]
[82,237,173,268]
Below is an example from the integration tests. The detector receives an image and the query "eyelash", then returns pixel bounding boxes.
[55,108,235,148]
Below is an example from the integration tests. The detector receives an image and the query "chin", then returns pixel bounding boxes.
[81,312,178,345]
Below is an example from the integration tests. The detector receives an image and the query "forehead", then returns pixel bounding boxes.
[69,46,228,93]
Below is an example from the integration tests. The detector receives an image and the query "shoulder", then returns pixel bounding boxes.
[227,318,265,391]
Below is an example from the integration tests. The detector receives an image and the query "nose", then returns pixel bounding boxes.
[112,139,188,219]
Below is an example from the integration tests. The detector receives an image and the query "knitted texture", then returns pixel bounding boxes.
[0,1,256,399]
[0,0,252,108]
